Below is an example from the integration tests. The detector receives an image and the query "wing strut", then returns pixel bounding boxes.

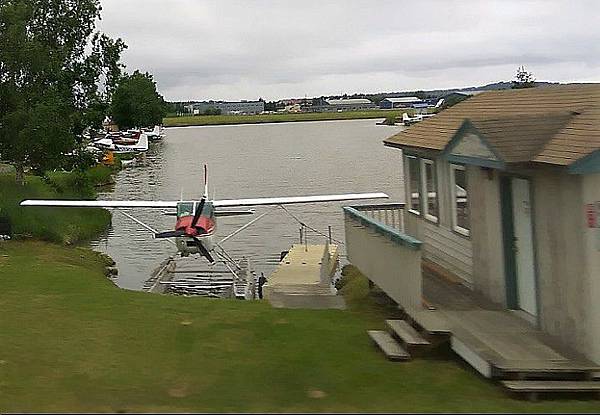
[119,211,176,247]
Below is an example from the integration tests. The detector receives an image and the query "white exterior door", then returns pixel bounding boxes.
[511,178,538,316]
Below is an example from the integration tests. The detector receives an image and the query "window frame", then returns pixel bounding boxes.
[405,154,422,216]
[420,158,439,224]
[450,163,470,237]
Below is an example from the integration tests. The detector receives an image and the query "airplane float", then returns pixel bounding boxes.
[21,165,388,265]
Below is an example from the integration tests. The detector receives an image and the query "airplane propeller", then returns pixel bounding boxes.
[154,229,186,238]
[191,236,215,264]
[154,196,214,263]
[191,198,206,232]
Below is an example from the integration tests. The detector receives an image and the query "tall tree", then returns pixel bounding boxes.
[0,0,126,183]
[111,71,166,130]
[512,65,536,89]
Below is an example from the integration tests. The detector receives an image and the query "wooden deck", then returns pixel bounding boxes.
[416,270,600,381]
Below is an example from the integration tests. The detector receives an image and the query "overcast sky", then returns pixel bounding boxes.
[98,0,600,101]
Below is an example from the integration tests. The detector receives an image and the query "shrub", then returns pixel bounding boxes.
[0,172,111,244]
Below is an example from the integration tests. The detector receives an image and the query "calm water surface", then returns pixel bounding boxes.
[90,119,405,290]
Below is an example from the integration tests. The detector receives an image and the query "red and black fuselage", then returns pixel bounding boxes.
[174,201,216,256]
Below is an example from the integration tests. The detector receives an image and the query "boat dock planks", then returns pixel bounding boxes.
[263,243,345,309]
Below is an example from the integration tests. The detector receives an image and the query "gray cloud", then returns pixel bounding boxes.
[98,0,600,101]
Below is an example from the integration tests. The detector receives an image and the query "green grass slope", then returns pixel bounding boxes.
[1,244,598,413]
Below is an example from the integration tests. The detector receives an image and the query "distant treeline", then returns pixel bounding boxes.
[167,79,558,114]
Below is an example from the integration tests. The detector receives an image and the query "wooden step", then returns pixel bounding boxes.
[495,359,600,379]
[502,380,600,394]
[367,330,411,361]
[386,320,430,347]
[404,307,451,335]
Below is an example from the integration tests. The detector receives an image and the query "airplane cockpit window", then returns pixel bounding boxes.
[177,202,194,217]
[176,201,214,217]
[203,201,214,216]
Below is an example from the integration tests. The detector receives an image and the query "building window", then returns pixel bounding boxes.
[450,164,470,236]
[406,155,421,214]
[421,159,438,223]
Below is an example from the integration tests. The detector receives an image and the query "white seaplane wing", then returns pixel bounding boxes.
[212,192,388,208]
[21,193,388,208]
[20,200,178,208]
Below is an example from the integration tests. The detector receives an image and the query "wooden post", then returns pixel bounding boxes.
[299,227,303,244]
[304,225,308,252]
[328,225,332,244]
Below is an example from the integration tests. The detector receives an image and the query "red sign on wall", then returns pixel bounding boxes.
[586,203,598,228]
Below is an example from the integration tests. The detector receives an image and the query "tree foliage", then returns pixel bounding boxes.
[0,0,126,183]
[512,65,536,89]
[111,71,166,129]
[202,107,221,116]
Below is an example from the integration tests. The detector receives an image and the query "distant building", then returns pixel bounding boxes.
[379,96,423,109]
[186,100,265,115]
[308,98,376,112]
[102,116,119,132]
[284,103,302,113]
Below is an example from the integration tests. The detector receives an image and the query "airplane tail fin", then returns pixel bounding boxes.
[136,133,149,151]
[153,125,160,135]
[203,164,208,198]
[402,112,410,121]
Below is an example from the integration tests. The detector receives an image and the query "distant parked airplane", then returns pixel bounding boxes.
[94,133,149,153]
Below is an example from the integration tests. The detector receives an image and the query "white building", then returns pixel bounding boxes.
[186,100,265,115]
[323,98,376,111]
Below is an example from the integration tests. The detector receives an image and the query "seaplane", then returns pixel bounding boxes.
[93,132,149,153]
[402,112,422,126]
[402,99,445,126]
[143,125,164,141]
[20,165,388,265]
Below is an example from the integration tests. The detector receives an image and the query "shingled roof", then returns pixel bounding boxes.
[384,84,600,166]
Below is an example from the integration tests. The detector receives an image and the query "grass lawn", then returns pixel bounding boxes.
[1,242,599,412]
[163,110,410,127]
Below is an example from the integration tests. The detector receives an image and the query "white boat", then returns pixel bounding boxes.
[120,158,137,168]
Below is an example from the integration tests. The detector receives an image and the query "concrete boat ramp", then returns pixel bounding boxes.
[143,243,345,309]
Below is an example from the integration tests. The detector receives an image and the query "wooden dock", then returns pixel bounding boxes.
[143,256,256,299]
[263,243,345,309]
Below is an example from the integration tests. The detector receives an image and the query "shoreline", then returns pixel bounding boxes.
[163,109,409,128]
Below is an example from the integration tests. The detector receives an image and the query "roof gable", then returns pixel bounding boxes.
[569,149,600,174]
[442,120,505,169]
[383,84,600,167]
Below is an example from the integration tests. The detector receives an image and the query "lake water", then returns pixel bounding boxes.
[90,119,405,290]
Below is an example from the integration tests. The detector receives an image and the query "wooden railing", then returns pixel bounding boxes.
[351,203,406,233]
[343,202,423,311]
